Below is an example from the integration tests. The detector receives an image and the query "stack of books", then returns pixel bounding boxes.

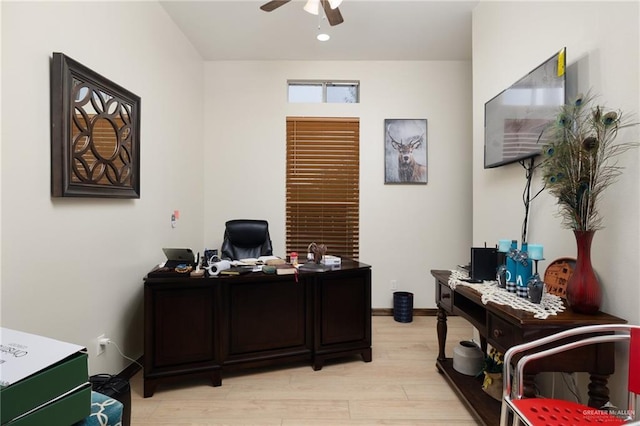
[275,264,297,275]
[219,266,253,276]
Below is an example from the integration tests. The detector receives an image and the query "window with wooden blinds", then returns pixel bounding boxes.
[286,117,360,260]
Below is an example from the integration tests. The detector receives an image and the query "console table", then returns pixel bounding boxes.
[431,269,626,426]
[143,260,371,397]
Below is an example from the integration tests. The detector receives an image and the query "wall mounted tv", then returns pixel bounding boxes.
[484,48,566,169]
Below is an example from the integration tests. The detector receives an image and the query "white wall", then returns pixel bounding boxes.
[473,0,639,404]
[1,1,204,374]
[203,60,473,309]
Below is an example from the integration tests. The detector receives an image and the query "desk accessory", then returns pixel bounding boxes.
[262,265,276,274]
[162,248,195,268]
[190,252,205,277]
[175,264,192,274]
[204,249,219,266]
[321,255,341,266]
[275,264,297,275]
[219,266,252,276]
[205,260,231,276]
[470,247,497,281]
[308,242,327,263]
[190,269,205,278]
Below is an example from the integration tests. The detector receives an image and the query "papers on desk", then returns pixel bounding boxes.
[235,256,281,265]
[234,259,258,265]
[232,256,283,270]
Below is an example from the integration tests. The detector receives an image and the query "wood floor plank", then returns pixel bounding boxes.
[349,399,475,421]
[223,383,408,401]
[144,399,350,421]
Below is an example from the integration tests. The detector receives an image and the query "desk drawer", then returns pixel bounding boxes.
[487,313,518,352]
[438,283,453,312]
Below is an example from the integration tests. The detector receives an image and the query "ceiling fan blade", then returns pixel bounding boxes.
[321,0,344,26]
[260,0,292,12]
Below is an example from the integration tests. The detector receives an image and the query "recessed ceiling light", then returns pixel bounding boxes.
[317,33,330,42]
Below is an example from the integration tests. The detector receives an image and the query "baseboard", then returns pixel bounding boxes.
[372,308,437,316]
[117,356,143,380]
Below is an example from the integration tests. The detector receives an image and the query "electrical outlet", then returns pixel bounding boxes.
[390,280,398,290]
[96,334,107,356]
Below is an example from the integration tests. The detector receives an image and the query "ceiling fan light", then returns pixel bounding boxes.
[303,0,320,15]
[328,0,342,9]
[317,33,330,41]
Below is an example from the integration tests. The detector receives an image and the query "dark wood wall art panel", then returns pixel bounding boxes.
[51,52,140,198]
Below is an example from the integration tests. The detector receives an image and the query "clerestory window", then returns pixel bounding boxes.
[287,80,359,103]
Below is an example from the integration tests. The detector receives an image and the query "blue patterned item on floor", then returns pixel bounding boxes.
[74,391,123,426]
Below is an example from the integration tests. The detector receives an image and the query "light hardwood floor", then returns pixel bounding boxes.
[129,315,480,425]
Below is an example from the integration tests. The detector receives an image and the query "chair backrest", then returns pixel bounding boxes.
[221,219,273,260]
[502,323,640,425]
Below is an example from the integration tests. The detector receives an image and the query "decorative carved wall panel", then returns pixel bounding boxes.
[51,52,141,198]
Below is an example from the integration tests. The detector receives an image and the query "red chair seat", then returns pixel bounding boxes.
[512,398,626,425]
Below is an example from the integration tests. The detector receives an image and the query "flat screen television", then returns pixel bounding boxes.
[484,48,566,169]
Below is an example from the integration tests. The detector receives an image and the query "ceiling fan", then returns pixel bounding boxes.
[260,0,344,27]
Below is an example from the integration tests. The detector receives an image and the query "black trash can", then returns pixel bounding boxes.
[393,291,414,323]
[90,374,131,426]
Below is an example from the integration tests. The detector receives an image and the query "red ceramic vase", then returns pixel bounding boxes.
[566,230,602,314]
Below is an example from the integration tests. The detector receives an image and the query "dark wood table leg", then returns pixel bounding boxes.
[143,379,157,398]
[437,306,448,362]
[211,371,222,387]
[313,358,324,371]
[479,335,488,355]
[588,373,610,408]
[361,348,372,363]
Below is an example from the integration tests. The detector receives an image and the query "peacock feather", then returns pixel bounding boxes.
[540,92,638,231]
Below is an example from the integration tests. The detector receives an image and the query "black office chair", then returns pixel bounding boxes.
[220,219,273,260]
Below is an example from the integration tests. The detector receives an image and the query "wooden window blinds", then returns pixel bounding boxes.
[286,117,360,260]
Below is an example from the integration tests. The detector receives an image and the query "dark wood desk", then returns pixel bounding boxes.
[143,260,371,397]
[431,269,626,426]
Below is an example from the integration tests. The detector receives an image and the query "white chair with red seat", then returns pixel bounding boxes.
[500,324,639,426]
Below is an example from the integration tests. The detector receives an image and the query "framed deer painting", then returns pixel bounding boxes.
[384,119,428,184]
